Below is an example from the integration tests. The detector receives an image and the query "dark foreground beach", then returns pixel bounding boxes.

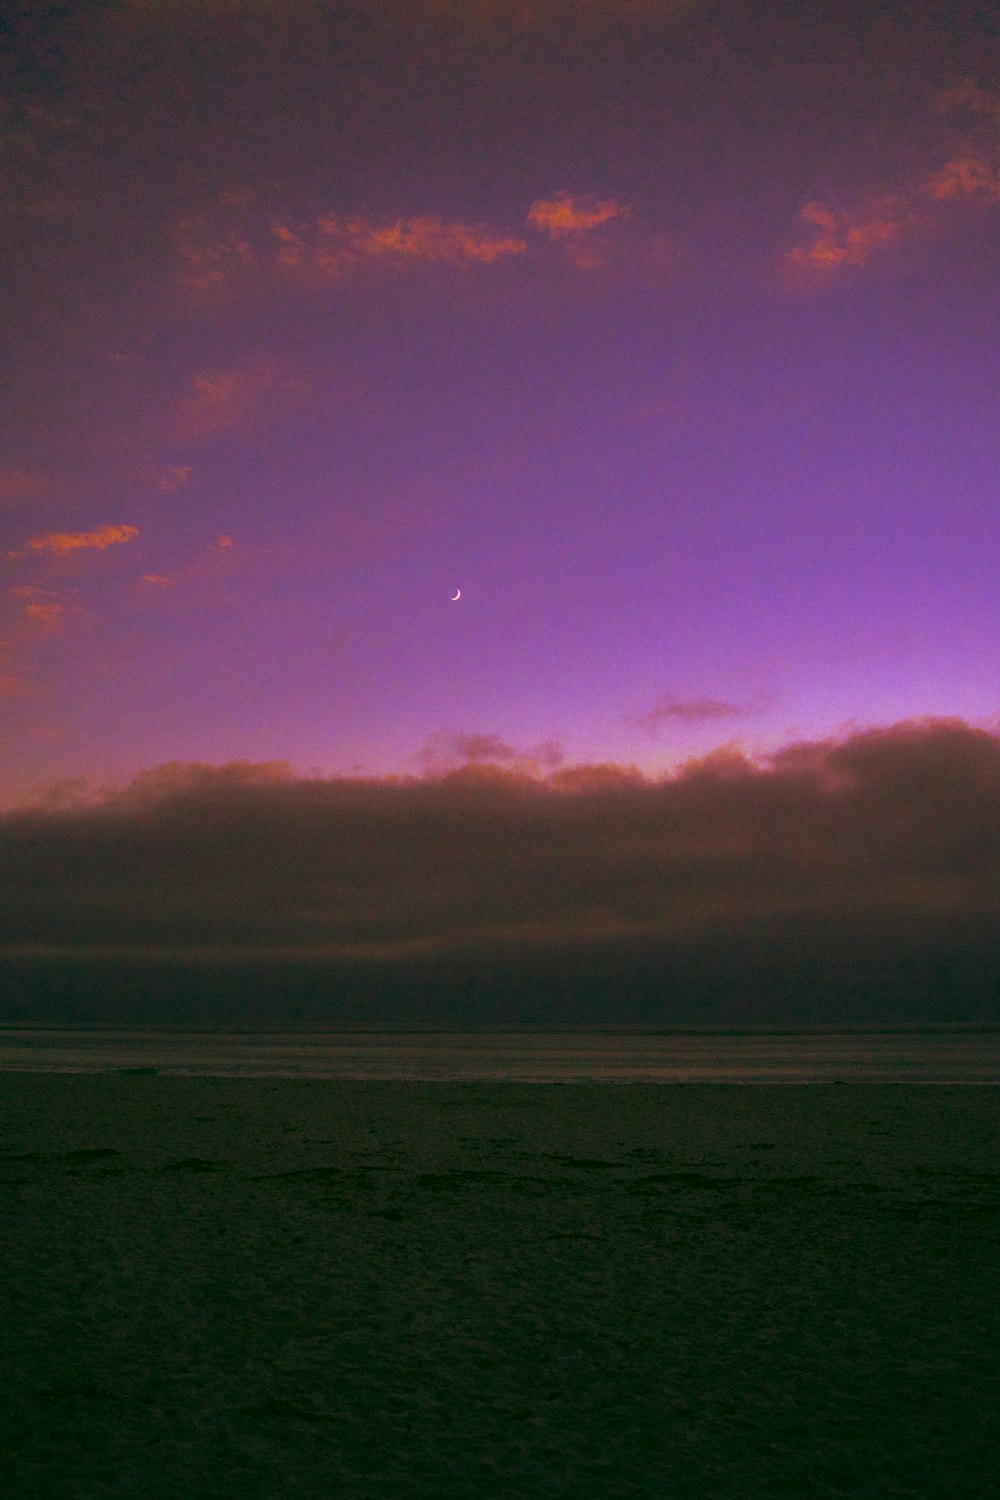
[1,1077,997,1498]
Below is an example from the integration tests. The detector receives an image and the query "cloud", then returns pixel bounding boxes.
[279,214,528,279]
[418,730,566,775]
[527,192,628,236]
[155,465,193,494]
[5,719,1000,1024]
[23,525,139,556]
[177,192,653,295]
[787,86,1000,276]
[175,212,258,292]
[631,694,756,734]
[168,361,306,442]
[526,192,633,267]
[8,586,74,631]
[924,152,1000,202]
[179,210,528,294]
[0,585,80,698]
[786,200,910,272]
[430,731,520,763]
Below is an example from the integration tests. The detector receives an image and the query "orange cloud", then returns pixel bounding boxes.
[788,87,1000,277]
[188,210,528,290]
[23,602,68,629]
[140,574,175,589]
[786,200,909,272]
[176,216,257,292]
[181,190,657,295]
[8,586,77,631]
[924,152,1000,202]
[527,192,628,237]
[24,525,139,556]
[309,213,527,273]
[923,85,1000,204]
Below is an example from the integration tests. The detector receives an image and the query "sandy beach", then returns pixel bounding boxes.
[1,1076,997,1497]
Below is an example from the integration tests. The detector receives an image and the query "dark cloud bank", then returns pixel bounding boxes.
[3,719,1000,1025]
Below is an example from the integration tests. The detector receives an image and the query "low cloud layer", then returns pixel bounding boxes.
[3,719,1000,1024]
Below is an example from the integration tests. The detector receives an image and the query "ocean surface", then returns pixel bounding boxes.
[1,1024,999,1081]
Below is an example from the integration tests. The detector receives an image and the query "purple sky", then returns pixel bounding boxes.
[3,0,1000,801]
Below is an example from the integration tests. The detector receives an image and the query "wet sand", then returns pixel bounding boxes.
[1,1077,997,1497]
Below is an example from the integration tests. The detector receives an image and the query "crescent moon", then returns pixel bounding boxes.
[450,588,461,601]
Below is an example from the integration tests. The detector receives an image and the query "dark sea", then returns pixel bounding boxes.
[1,1024,998,1081]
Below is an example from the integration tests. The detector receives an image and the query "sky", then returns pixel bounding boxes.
[3,1,1000,1020]
[4,0,1000,794]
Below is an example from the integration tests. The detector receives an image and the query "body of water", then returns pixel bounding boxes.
[1,1026,998,1081]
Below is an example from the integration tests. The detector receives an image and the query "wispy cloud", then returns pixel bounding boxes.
[169,361,306,442]
[787,85,1000,276]
[0,584,80,698]
[154,465,193,494]
[527,192,628,236]
[314,213,527,268]
[23,525,139,556]
[177,191,648,295]
[176,215,257,292]
[631,694,766,735]
[182,210,529,291]
[418,730,566,776]
[786,199,910,272]
[526,191,632,267]
[924,152,1000,202]
[7,586,76,632]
